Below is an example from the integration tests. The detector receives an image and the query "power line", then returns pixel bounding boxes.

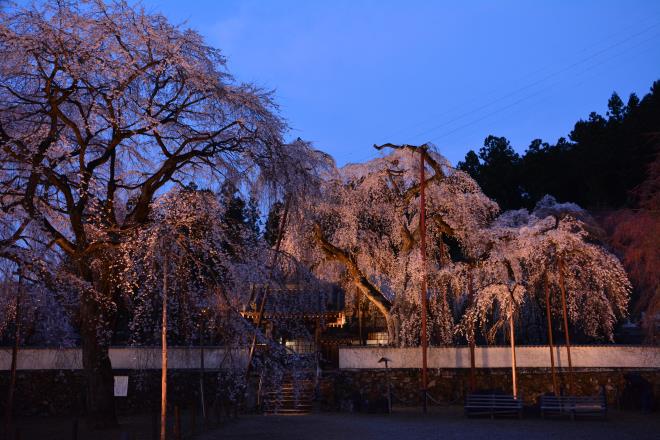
[376,20,659,151]
[401,22,660,144]
[363,18,660,167]
[399,20,660,142]
[425,31,660,146]
[441,42,660,156]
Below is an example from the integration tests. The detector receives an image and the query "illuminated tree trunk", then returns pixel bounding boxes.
[544,274,559,396]
[161,252,169,440]
[558,257,574,393]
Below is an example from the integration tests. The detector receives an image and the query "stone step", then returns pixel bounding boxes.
[264,397,314,401]
[264,398,312,402]
[261,375,316,416]
[264,409,312,413]
[277,384,314,389]
[263,402,312,405]
[263,405,312,411]
[264,391,314,395]
[264,406,311,409]
[263,399,312,404]
[264,410,312,416]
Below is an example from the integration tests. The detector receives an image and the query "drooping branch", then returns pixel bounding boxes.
[312,224,392,318]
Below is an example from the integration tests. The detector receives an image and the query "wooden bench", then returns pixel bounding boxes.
[464,394,523,419]
[540,394,607,420]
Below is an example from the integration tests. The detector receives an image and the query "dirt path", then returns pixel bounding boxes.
[199,407,660,440]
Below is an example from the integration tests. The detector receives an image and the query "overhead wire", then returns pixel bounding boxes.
[345,18,660,166]
[426,31,660,146]
[403,22,660,144]
[377,15,660,144]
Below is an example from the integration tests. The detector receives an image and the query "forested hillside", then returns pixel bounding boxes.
[458,80,660,340]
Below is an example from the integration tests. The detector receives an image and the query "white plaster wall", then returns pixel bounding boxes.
[1,346,657,370]
[338,346,660,369]
[0,347,248,370]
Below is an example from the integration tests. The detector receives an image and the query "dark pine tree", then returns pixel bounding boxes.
[264,201,284,247]
[457,135,523,210]
[458,79,660,212]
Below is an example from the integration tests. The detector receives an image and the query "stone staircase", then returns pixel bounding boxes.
[262,373,315,415]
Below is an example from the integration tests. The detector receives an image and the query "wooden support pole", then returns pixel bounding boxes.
[544,274,559,396]
[160,251,168,440]
[419,148,428,413]
[358,290,364,345]
[469,337,476,392]
[467,275,476,393]
[199,310,207,422]
[509,312,518,399]
[558,257,574,393]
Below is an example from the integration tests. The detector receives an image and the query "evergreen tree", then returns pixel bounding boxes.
[246,196,262,237]
[458,79,660,211]
[219,182,248,255]
[458,135,523,210]
[264,201,284,247]
[606,92,625,121]
[457,150,481,181]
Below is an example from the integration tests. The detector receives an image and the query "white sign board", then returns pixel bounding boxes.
[114,375,129,397]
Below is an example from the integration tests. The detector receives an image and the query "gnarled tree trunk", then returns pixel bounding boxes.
[77,255,118,429]
[312,224,395,342]
[80,294,117,428]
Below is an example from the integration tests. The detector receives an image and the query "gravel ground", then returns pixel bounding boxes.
[8,410,197,440]
[199,407,660,440]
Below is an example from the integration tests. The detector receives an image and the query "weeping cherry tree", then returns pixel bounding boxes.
[0,1,324,426]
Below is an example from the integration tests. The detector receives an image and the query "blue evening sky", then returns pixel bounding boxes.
[128,2,660,165]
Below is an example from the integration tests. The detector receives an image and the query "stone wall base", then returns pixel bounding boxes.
[320,368,659,412]
[2,368,658,416]
[0,370,242,417]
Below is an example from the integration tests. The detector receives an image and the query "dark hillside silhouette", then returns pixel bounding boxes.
[458,79,660,339]
[458,80,660,211]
